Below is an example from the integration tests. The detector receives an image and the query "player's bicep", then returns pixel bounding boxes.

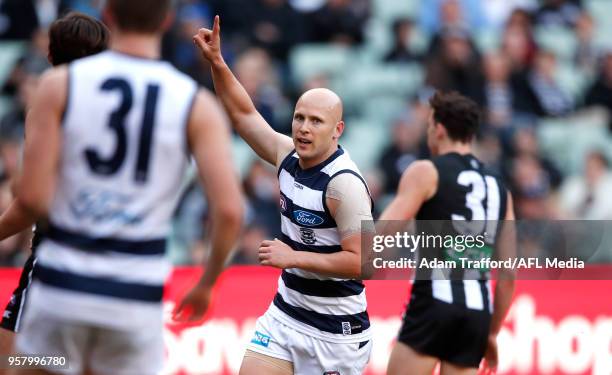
[188,90,242,210]
[326,173,372,242]
[17,68,66,215]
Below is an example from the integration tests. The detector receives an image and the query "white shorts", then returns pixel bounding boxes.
[15,303,164,375]
[246,311,372,375]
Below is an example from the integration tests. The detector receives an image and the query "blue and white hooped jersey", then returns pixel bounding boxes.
[268,147,372,343]
[29,51,197,329]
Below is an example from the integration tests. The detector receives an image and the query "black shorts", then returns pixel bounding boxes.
[397,294,491,368]
[1,254,36,333]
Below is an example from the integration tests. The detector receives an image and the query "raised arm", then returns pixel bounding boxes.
[193,16,293,167]
[173,89,244,322]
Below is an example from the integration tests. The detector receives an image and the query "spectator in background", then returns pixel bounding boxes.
[559,150,612,219]
[473,129,504,173]
[482,52,515,128]
[574,12,598,73]
[584,51,612,131]
[525,50,574,117]
[0,65,44,179]
[510,153,556,219]
[242,160,281,239]
[535,0,582,28]
[310,0,370,45]
[481,0,537,30]
[246,0,304,61]
[425,0,483,59]
[501,10,537,73]
[384,18,421,63]
[510,126,563,189]
[0,0,68,40]
[163,1,214,89]
[378,112,426,195]
[420,0,487,35]
[2,27,50,97]
[234,48,288,133]
[425,27,484,103]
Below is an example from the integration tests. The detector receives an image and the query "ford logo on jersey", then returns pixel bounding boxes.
[294,210,324,227]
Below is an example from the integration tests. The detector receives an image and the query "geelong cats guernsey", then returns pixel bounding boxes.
[269,146,372,343]
[27,51,197,330]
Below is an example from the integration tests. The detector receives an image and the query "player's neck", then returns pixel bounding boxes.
[111,31,161,60]
[436,141,472,157]
[299,145,338,170]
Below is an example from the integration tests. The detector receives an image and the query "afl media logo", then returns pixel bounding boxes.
[279,196,287,212]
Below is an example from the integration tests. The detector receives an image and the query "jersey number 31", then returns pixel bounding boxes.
[84,78,160,184]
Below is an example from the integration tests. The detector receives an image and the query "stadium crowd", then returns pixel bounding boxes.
[0,0,611,266]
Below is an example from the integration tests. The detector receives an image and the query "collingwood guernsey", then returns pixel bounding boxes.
[268,146,371,343]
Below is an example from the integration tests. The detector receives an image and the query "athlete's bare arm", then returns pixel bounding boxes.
[379,160,438,221]
[259,173,372,279]
[174,89,244,322]
[15,67,66,219]
[483,192,516,373]
[193,16,293,167]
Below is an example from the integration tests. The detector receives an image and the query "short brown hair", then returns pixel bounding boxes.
[48,12,109,66]
[429,91,481,143]
[106,0,172,33]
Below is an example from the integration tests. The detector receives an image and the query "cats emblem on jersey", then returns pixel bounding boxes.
[294,210,324,227]
[299,227,316,244]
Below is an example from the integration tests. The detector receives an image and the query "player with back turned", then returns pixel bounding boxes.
[0,11,110,356]
[9,1,243,374]
[194,16,374,375]
[380,91,516,375]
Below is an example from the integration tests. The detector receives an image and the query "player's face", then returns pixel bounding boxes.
[291,102,340,163]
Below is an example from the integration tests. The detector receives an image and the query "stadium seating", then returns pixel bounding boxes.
[537,108,612,175]
[289,44,353,87]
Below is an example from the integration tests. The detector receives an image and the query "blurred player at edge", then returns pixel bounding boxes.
[194,16,374,375]
[0,11,110,356]
[11,0,243,373]
[380,91,516,375]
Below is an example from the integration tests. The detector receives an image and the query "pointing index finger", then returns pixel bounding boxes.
[213,15,220,38]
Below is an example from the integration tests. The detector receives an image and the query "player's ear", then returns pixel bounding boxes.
[435,122,447,140]
[333,120,345,140]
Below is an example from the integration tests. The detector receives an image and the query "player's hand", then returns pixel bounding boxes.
[172,282,213,323]
[259,238,296,269]
[193,15,222,63]
[482,333,498,374]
